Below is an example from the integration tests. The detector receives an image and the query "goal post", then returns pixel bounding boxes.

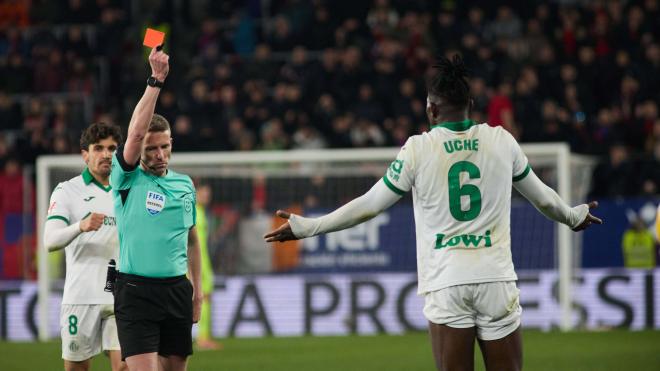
[35,143,595,340]
[523,143,572,331]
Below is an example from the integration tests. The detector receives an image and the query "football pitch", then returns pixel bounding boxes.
[1,330,659,371]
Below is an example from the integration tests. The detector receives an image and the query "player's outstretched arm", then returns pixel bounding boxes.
[123,46,169,165]
[513,170,603,231]
[264,180,401,243]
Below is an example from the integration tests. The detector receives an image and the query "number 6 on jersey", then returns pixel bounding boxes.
[447,161,482,221]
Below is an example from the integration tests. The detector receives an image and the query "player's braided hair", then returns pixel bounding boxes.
[428,54,470,109]
[80,122,123,150]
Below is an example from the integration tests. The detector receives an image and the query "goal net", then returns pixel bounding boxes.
[35,143,596,339]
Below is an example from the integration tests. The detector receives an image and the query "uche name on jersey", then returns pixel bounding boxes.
[434,230,492,249]
[443,139,479,153]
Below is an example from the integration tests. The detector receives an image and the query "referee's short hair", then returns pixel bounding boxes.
[80,122,122,150]
[149,113,171,133]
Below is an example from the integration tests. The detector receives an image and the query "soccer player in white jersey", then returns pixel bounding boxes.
[44,122,127,371]
[265,55,603,371]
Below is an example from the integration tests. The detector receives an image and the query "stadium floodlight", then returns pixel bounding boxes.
[36,143,595,340]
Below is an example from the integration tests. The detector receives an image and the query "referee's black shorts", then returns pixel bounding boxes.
[114,272,193,360]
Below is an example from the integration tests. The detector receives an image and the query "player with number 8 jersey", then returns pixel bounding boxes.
[44,122,127,371]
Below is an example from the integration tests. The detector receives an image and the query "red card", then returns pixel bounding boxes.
[143,28,165,48]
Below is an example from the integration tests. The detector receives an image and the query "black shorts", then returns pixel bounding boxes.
[114,273,193,360]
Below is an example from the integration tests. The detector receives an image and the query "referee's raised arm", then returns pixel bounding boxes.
[123,46,169,164]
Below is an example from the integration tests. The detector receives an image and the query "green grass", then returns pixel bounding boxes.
[1,330,659,370]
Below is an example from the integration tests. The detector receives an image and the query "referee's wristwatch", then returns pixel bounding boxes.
[147,76,165,88]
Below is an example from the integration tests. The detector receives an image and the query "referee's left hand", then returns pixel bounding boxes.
[192,293,203,323]
[149,46,169,82]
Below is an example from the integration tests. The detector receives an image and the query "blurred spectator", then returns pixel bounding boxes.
[156,90,181,125]
[269,15,296,52]
[350,118,386,147]
[463,7,486,39]
[244,44,279,82]
[621,216,656,268]
[3,53,31,93]
[591,107,622,155]
[353,83,385,124]
[306,4,335,49]
[538,100,570,144]
[487,81,518,138]
[433,10,460,51]
[366,0,399,38]
[0,134,10,168]
[0,90,22,131]
[280,46,315,102]
[226,117,254,151]
[186,79,216,145]
[242,80,271,130]
[391,78,417,120]
[330,114,353,148]
[29,0,63,24]
[197,18,221,58]
[50,100,71,136]
[33,49,66,92]
[66,58,94,95]
[259,119,289,150]
[172,114,197,152]
[485,6,522,42]
[292,125,326,149]
[0,28,28,56]
[515,71,541,142]
[62,25,92,60]
[0,157,30,214]
[64,0,99,24]
[589,143,636,198]
[0,0,30,29]
[232,11,257,55]
[640,43,660,100]
[307,48,339,101]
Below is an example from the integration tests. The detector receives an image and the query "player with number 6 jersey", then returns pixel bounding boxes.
[264,55,603,371]
[382,119,529,294]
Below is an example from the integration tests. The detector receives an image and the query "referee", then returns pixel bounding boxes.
[110,46,202,371]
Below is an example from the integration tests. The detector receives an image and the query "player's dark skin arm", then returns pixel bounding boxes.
[571,201,603,231]
[264,210,297,242]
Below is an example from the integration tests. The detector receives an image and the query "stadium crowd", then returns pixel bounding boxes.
[0,0,658,200]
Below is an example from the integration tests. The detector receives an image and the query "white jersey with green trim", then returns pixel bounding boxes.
[47,169,118,304]
[383,120,530,294]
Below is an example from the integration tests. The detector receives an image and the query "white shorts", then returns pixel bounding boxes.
[423,281,522,341]
[60,304,120,361]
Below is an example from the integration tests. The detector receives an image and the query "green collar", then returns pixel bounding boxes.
[431,119,476,132]
[82,168,112,192]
